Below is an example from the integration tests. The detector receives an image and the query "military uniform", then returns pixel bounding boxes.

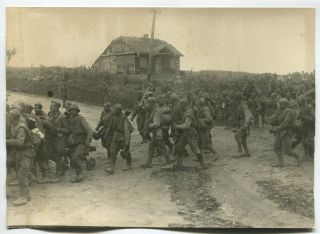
[298,102,315,160]
[196,103,216,156]
[174,105,207,168]
[233,94,251,157]
[68,105,93,181]
[269,98,301,167]
[105,105,133,174]
[142,103,171,168]
[7,111,35,205]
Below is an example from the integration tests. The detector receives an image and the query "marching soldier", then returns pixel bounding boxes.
[196,98,217,159]
[268,98,302,167]
[297,98,315,161]
[46,100,64,182]
[131,93,147,143]
[105,104,133,174]
[141,97,171,168]
[233,92,251,157]
[7,109,35,206]
[174,98,207,169]
[68,104,93,182]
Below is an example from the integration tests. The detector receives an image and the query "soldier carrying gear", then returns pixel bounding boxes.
[131,92,148,143]
[7,109,35,206]
[141,98,171,169]
[68,104,93,182]
[268,98,302,167]
[95,102,112,132]
[105,104,133,174]
[173,98,207,169]
[196,98,217,159]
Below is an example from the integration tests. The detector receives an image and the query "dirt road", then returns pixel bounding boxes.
[6,92,314,228]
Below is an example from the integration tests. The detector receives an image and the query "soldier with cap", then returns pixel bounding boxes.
[95,102,112,132]
[34,102,48,121]
[68,104,93,182]
[141,97,171,168]
[7,109,35,206]
[174,98,207,169]
[105,104,133,174]
[268,98,302,167]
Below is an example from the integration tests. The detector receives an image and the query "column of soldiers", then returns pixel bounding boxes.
[6,75,315,206]
[7,99,93,206]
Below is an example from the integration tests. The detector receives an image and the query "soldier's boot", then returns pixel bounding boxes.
[240,141,251,157]
[141,155,153,169]
[72,166,85,182]
[123,157,132,171]
[51,162,65,183]
[105,159,115,174]
[237,141,243,154]
[12,197,28,206]
[272,152,284,167]
[196,153,207,169]
[37,170,50,184]
[174,155,184,169]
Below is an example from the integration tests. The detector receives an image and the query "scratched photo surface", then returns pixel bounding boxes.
[6,8,315,228]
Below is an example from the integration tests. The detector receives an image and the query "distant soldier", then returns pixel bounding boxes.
[99,81,109,105]
[174,98,207,169]
[7,109,35,206]
[59,79,70,108]
[141,97,171,168]
[220,91,231,129]
[233,92,251,157]
[105,104,133,174]
[248,91,261,128]
[268,98,302,167]
[68,104,93,182]
[266,92,279,117]
[259,94,268,126]
[297,98,315,161]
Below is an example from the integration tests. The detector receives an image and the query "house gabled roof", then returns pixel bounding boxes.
[102,36,183,56]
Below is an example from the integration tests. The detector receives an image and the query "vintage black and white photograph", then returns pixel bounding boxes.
[5,7,315,228]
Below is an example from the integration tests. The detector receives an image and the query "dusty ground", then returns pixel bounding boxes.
[6,92,314,228]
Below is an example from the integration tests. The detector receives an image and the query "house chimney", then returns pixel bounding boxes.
[143,34,149,38]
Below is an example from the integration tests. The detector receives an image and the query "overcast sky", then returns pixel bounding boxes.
[6,8,315,74]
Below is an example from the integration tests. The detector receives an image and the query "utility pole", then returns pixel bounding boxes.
[237,57,240,72]
[147,9,160,82]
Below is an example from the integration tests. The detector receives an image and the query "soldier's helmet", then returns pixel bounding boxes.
[113,103,122,110]
[69,104,80,112]
[179,98,189,107]
[234,91,244,100]
[34,102,42,109]
[9,109,20,120]
[103,102,111,108]
[51,99,61,108]
[169,93,178,101]
[25,104,34,114]
[147,97,157,104]
[198,98,206,106]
